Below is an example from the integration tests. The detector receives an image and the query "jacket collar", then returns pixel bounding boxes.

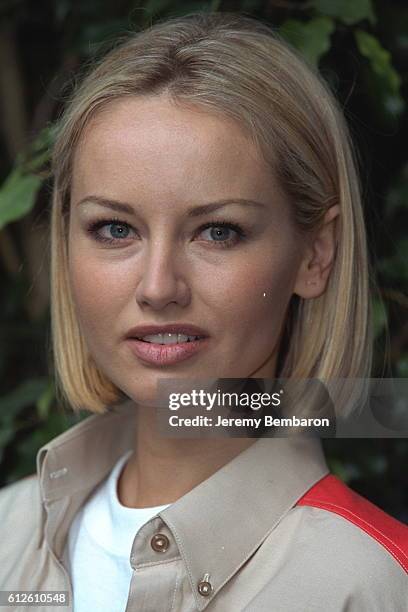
[37,400,329,609]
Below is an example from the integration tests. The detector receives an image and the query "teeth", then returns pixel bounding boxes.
[138,333,202,344]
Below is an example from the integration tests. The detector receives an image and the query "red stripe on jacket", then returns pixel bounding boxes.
[296,474,408,573]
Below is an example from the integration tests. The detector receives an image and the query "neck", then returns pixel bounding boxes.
[117,404,255,508]
[117,357,278,508]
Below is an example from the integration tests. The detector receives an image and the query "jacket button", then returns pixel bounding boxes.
[150,533,170,552]
[197,580,213,597]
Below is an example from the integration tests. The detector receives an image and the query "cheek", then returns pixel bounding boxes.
[68,250,128,337]
[213,254,297,335]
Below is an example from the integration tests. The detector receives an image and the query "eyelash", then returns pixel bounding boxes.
[86,216,247,249]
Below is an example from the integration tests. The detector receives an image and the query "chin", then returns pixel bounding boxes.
[123,385,158,408]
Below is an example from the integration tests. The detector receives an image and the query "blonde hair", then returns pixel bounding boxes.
[50,11,373,414]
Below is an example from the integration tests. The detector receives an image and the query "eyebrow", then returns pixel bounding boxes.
[76,195,267,217]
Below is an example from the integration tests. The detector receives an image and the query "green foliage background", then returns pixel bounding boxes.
[0,0,407,521]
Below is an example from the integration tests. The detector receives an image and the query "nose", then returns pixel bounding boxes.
[135,238,190,310]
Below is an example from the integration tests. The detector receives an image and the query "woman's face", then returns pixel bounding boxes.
[68,94,308,406]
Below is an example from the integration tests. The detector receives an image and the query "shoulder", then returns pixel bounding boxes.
[0,475,48,591]
[282,474,408,610]
[0,473,40,510]
[252,502,407,612]
[0,474,41,543]
[296,473,408,574]
[288,504,407,578]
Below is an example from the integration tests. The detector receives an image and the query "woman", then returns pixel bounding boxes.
[0,11,406,612]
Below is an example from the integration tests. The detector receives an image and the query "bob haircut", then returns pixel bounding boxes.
[50,11,373,415]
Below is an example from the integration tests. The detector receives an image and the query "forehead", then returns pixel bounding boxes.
[71,94,282,208]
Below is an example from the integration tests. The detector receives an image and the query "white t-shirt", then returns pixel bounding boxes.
[63,450,171,612]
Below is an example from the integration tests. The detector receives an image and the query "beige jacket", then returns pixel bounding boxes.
[0,400,407,611]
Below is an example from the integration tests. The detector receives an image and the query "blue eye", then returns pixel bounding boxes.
[86,217,246,249]
[197,221,245,248]
[86,218,135,244]
[103,222,130,240]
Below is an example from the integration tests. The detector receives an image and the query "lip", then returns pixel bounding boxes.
[125,323,210,339]
[126,337,210,366]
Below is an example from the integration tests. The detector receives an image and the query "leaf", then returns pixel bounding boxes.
[355,30,401,95]
[75,19,131,57]
[0,169,43,230]
[355,30,405,119]
[0,117,54,230]
[152,1,215,20]
[55,0,71,23]
[142,0,175,16]
[311,0,376,26]
[385,164,408,217]
[371,297,388,339]
[36,380,56,421]
[5,409,82,483]
[369,455,387,475]
[0,378,49,426]
[240,0,263,10]
[16,125,55,173]
[0,427,15,463]
[279,17,335,67]
[29,124,56,154]
[378,239,408,283]
[326,458,362,482]
[396,355,408,378]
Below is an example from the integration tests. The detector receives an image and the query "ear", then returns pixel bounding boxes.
[293,204,340,299]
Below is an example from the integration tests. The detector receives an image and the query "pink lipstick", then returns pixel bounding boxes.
[126,336,210,366]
